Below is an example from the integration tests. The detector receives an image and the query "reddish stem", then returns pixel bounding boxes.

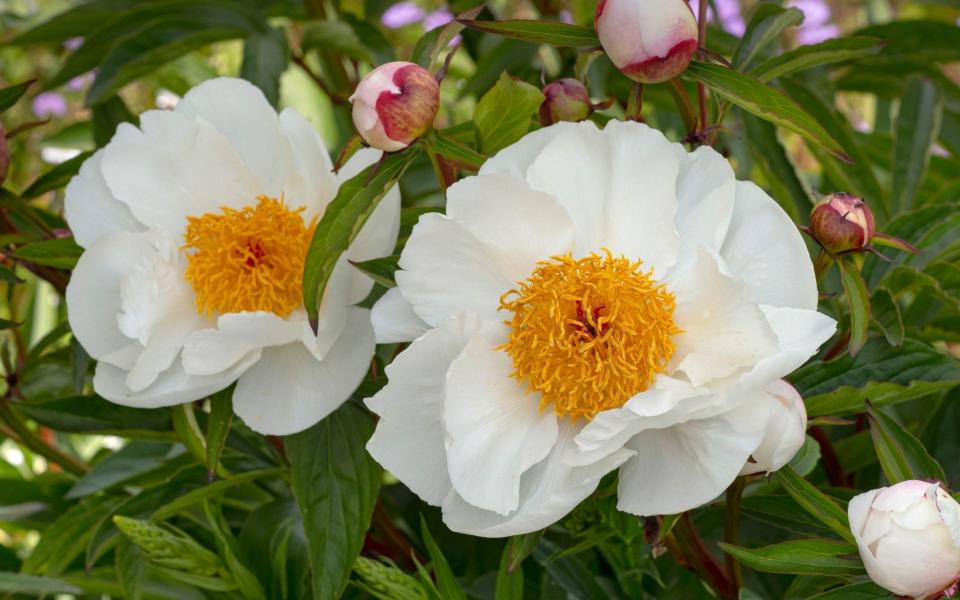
[809,426,848,487]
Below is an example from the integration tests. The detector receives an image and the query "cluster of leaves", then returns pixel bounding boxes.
[0,0,958,598]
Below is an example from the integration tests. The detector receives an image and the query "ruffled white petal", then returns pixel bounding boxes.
[674,145,736,257]
[365,314,483,505]
[444,333,559,515]
[441,422,633,537]
[232,307,375,435]
[370,287,430,344]
[720,181,818,310]
[616,391,771,516]
[64,149,144,249]
[278,108,337,218]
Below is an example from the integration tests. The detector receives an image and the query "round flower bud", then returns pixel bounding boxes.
[350,61,440,152]
[809,192,875,254]
[540,79,592,126]
[740,380,807,476]
[595,0,699,83]
[849,480,960,600]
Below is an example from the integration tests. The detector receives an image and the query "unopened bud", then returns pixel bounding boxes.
[350,61,440,152]
[595,0,699,84]
[740,380,807,476]
[540,79,592,126]
[809,192,875,254]
[849,481,960,599]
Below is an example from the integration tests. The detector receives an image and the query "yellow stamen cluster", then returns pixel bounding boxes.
[499,251,680,421]
[183,196,316,318]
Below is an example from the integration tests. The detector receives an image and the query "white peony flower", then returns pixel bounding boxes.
[739,379,808,476]
[65,77,400,435]
[365,120,835,537]
[849,480,960,600]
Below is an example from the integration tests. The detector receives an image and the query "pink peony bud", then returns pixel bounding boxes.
[595,0,699,84]
[740,380,807,476]
[350,61,440,152]
[809,192,875,254]
[849,480,960,599]
[540,79,592,126]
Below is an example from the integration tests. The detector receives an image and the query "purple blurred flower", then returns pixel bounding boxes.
[62,37,83,51]
[559,9,573,24]
[796,23,839,44]
[788,0,838,44]
[424,8,453,31]
[32,92,67,118]
[66,73,92,92]
[689,0,745,36]
[382,2,426,28]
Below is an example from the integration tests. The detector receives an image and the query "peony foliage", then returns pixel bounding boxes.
[0,1,959,599]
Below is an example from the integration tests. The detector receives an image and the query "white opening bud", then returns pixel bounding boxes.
[740,380,807,476]
[350,61,440,152]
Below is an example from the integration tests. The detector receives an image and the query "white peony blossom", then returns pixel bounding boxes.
[740,379,808,476]
[365,120,835,537]
[849,480,960,600]
[65,77,400,435]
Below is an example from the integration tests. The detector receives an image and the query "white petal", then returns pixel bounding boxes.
[365,314,483,505]
[278,108,337,217]
[370,287,430,344]
[720,181,818,310]
[312,257,354,359]
[479,121,586,180]
[176,77,294,197]
[64,149,144,249]
[443,333,559,515]
[232,307,375,435]
[441,422,633,537]
[616,392,770,516]
[94,353,258,409]
[182,311,313,376]
[674,145,736,256]
[66,232,151,370]
[739,379,808,476]
[670,249,779,387]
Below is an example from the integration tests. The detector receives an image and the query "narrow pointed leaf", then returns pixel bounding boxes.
[836,257,871,356]
[892,75,942,212]
[870,287,903,347]
[420,516,466,600]
[773,467,854,543]
[719,539,863,577]
[459,20,599,47]
[867,404,948,485]
[751,37,885,82]
[204,386,234,478]
[732,5,804,70]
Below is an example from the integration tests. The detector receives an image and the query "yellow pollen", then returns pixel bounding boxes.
[499,250,681,421]
[183,196,316,318]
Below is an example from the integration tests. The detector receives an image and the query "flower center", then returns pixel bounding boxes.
[499,251,680,421]
[183,196,316,318]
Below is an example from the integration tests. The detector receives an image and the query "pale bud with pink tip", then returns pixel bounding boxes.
[350,61,440,152]
[594,0,699,83]
[540,79,593,126]
[809,192,875,254]
[848,480,960,600]
[740,380,807,476]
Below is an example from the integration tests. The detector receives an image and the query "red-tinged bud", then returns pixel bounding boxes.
[539,79,592,126]
[350,61,440,152]
[809,192,875,254]
[595,0,699,84]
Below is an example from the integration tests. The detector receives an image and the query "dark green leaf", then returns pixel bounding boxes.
[459,20,600,48]
[11,0,137,44]
[474,73,544,155]
[871,288,904,347]
[857,20,960,63]
[808,581,892,599]
[892,76,943,213]
[11,238,83,270]
[349,255,399,288]
[867,404,948,485]
[21,152,93,199]
[0,572,82,594]
[205,387,234,479]
[506,530,544,572]
[740,112,811,218]
[300,20,373,63]
[92,96,136,147]
[203,501,266,600]
[115,539,145,600]
[172,403,207,465]
[151,468,284,521]
[533,538,607,600]
[837,257,871,357]
[240,27,289,107]
[773,467,854,543]
[23,495,125,575]
[787,435,822,477]
[302,149,415,320]
[18,395,172,435]
[66,442,173,499]
[426,131,487,172]
[719,539,863,577]
[683,62,849,162]
[411,6,481,72]
[751,37,885,82]
[0,79,36,112]
[420,515,466,600]
[0,318,19,330]
[494,540,523,600]
[286,403,381,600]
[733,5,804,70]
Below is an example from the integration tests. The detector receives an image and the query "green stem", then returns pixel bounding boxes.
[0,401,88,475]
[724,477,746,591]
[625,83,645,122]
[696,0,709,132]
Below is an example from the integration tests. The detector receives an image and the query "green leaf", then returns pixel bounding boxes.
[474,73,544,155]
[419,515,466,600]
[773,467,854,543]
[115,539,145,600]
[66,442,173,499]
[719,539,863,577]
[837,256,871,357]
[350,255,399,288]
[172,403,207,465]
[892,76,943,213]
[867,404,948,485]
[787,435,822,477]
[91,95,136,147]
[205,387,234,479]
[21,152,92,199]
[240,27,289,107]
[683,62,849,162]
[286,402,381,600]
[857,20,960,63]
[740,112,811,218]
[302,148,415,320]
[793,339,960,416]
[733,4,804,70]
[11,237,83,270]
[11,0,137,44]
[426,130,487,172]
[808,581,892,599]
[0,572,83,595]
[203,500,266,600]
[751,37,885,82]
[505,530,544,572]
[494,540,523,600]
[0,79,36,112]
[151,468,285,521]
[871,288,904,347]
[459,20,600,48]
[17,395,172,435]
[24,495,125,575]
[532,538,607,600]
[300,20,373,63]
